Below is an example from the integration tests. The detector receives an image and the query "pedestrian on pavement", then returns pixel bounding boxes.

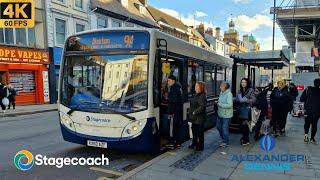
[300,78,320,144]
[253,86,269,141]
[289,83,299,101]
[216,82,233,148]
[189,81,207,151]
[7,84,17,110]
[270,79,291,136]
[167,75,183,148]
[0,82,9,112]
[236,78,255,146]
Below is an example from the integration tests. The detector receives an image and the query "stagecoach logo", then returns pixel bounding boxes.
[86,116,111,123]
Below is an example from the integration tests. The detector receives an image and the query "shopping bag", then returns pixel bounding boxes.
[260,119,271,135]
[2,97,9,106]
[249,107,261,132]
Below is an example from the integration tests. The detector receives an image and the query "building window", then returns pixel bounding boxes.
[0,28,4,43]
[112,19,122,27]
[97,17,107,29]
[124,22,134,27]
[76,23,85,33]
[0,28,36,47]
[55,18,66,45]
[75,0,83,9]
[28,28,36,46]
[16,28,27,46]
[5,28,14,44]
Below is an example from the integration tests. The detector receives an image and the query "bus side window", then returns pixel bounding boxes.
[216,66,225,95]
[205,69,215,97]
[187,60,203,98]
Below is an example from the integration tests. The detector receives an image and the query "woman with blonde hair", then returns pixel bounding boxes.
[189,81,207,151]
[270,79,291,136]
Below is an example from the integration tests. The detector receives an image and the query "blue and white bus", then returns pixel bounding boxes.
[58,28,233,152]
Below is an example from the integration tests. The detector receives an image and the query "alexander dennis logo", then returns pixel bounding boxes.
[260,135,276,151]
[14,150,34,171]
[231,135,305,171]
[14,150,109,171]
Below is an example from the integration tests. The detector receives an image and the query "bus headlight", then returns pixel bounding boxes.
[132,126,138,131]
[61,113,74,128]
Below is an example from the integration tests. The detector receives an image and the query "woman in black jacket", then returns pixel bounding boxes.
[189,81,207,151]
[270,80,291,136]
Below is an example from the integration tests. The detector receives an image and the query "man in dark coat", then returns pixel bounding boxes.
[300,78,320,143]
[289,83,299,101]
[254,86,270,141]
[167,75,183,147]
[7,84,17,110]
[0,82,8,111]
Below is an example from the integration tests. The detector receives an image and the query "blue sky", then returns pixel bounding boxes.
[148,0,287,50]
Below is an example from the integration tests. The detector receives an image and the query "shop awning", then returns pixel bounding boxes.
[230,49,293,68]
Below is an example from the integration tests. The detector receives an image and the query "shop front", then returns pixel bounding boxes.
[0,46,50,105]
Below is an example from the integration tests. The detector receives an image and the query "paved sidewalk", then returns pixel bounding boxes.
[119,116,320,180]
[0,104,58,118]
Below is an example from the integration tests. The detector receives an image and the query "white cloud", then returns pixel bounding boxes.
[195,11,208,18]
[261,8,270,14]
[158,8,180,18]
[257,35,288,51]
[233,0,251,4]
[234,14,273,32]
[159,8,214,28]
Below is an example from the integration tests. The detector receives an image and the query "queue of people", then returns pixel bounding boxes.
[0,82,17,112]
[161,75,320,152]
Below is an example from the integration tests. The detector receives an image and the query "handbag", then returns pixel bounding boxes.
[238,105,250,119]
[2,97,9,106]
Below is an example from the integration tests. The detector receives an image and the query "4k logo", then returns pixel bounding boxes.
[0,0,34,28]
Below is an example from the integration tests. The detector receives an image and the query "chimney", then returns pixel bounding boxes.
[139,0,148,6]
[206,27,213,37]
[120,0,128,7]
[197,23,205,36]
[215,27,221,39]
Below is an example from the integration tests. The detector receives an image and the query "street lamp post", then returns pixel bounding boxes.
[272,0,276,84]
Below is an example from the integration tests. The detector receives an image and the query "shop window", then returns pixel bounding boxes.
[55,18,66,45]
[5,28,14,44]
[188,60,203,97]
[10,72,36,93]
[28,28,36,47]
[75,0,83,9]
[97,17,107,29]
[76,23,85,33]
[16,28,27,46]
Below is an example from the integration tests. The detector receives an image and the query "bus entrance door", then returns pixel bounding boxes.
[159,57,184,148]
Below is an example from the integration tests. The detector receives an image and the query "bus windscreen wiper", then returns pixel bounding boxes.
[67,100,99,115]
[99,102,136,121]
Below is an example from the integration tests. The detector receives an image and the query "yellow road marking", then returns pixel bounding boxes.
[96,177,114,180]
[167,151,176,156]
[90,167,124,177]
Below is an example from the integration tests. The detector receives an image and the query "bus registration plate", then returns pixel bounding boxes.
[87,140,108,148]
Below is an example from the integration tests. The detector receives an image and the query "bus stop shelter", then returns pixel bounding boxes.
[230,49,292,95]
